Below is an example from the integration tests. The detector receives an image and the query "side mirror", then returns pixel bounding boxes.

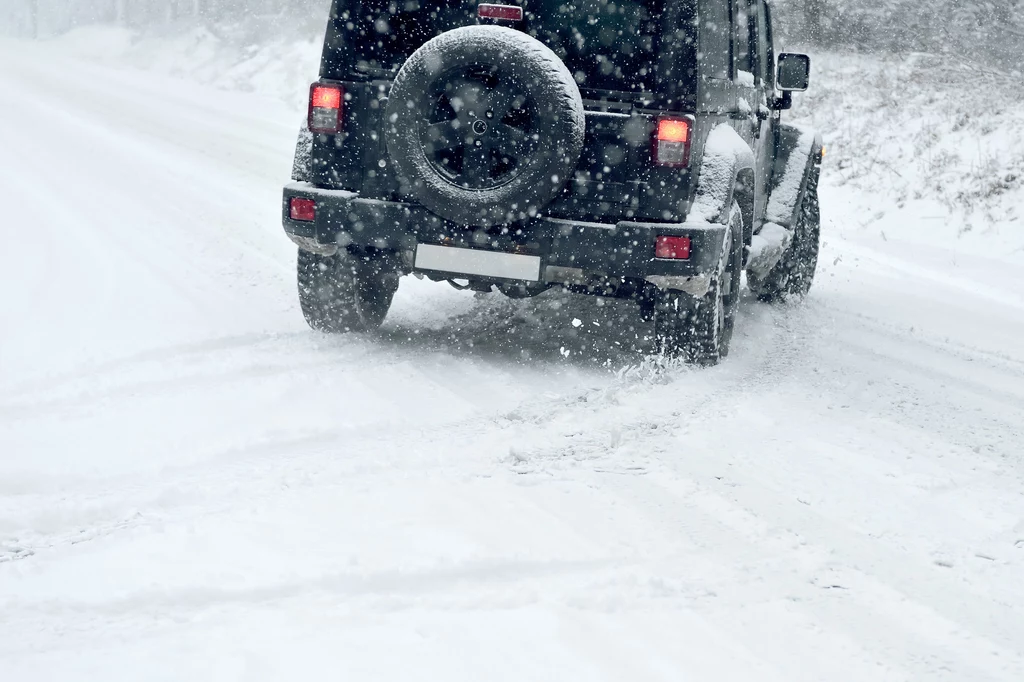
[777,53,810,92]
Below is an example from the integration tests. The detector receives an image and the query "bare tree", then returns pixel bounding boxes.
[803,0,825,44]
[24,0,38,38]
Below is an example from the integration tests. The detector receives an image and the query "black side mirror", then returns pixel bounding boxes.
[777,53,810,92]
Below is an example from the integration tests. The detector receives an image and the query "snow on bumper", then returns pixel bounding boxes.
[746,222,793,279]
[282,182,726,290]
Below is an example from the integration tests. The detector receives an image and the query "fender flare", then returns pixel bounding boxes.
[765,122,823,230]
[690,125,756,249]
[291,121,314,183]
[745,123,822,277]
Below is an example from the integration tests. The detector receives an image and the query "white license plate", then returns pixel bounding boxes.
[414,244,541,282]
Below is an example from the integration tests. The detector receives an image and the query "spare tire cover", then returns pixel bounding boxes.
[385,25,585,227]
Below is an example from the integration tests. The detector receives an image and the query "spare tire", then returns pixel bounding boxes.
[385,25,585,227]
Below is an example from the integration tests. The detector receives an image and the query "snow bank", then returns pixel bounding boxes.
[789,50,1024,261]
[40,24,322,107]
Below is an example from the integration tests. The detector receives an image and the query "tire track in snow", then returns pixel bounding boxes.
[0,312,773,564]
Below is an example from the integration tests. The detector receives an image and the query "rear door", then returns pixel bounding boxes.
[731,0,758,150]
[751,0,777,227]
[731,0,772,229]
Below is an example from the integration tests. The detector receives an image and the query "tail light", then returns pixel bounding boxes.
[478,4,524,21]
[290,197,316,222]
[308,83,343,134]
[655,235,691,260]
[653,117,694,167]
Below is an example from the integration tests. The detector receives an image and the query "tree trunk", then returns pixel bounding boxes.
[28,0,39,38]
[804,0,825,44]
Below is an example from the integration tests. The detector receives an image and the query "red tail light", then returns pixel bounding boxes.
[654,117,694,167]
[655,235,691,260]
[290,197,316,222]
[308,83,343,134]
[478,4,523,21]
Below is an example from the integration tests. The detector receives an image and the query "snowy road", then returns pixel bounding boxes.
[2,46,1024,681]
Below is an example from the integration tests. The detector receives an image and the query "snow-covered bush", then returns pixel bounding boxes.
[774,0,1024,75]
[790,49,1023,248]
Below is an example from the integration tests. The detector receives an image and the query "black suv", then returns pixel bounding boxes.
[282,0,822,364]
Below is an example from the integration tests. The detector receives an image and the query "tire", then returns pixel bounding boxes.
[654,202,744,365]
[384,25,585,227]
[748,169,821,302]
[297,249,400,333]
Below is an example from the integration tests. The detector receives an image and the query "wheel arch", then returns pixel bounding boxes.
[690,124,756,247]
[291,121,314,183]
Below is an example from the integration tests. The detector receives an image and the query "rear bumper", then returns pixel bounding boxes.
[282,182,726,289]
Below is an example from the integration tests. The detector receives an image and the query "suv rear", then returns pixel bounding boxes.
[282,0,823,364]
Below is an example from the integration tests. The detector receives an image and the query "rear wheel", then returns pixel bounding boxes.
[297,249,400,333]
[653,201,743,365]
[748,170,821,302]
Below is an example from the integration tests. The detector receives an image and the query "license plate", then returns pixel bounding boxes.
[414,244,541,282]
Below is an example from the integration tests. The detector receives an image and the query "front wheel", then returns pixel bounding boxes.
[653,201,743,365]
[297,249,400,333]
[748,170,821,302]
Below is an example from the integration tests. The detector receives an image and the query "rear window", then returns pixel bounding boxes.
[322,0,695,94]
[529,0,662,91]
